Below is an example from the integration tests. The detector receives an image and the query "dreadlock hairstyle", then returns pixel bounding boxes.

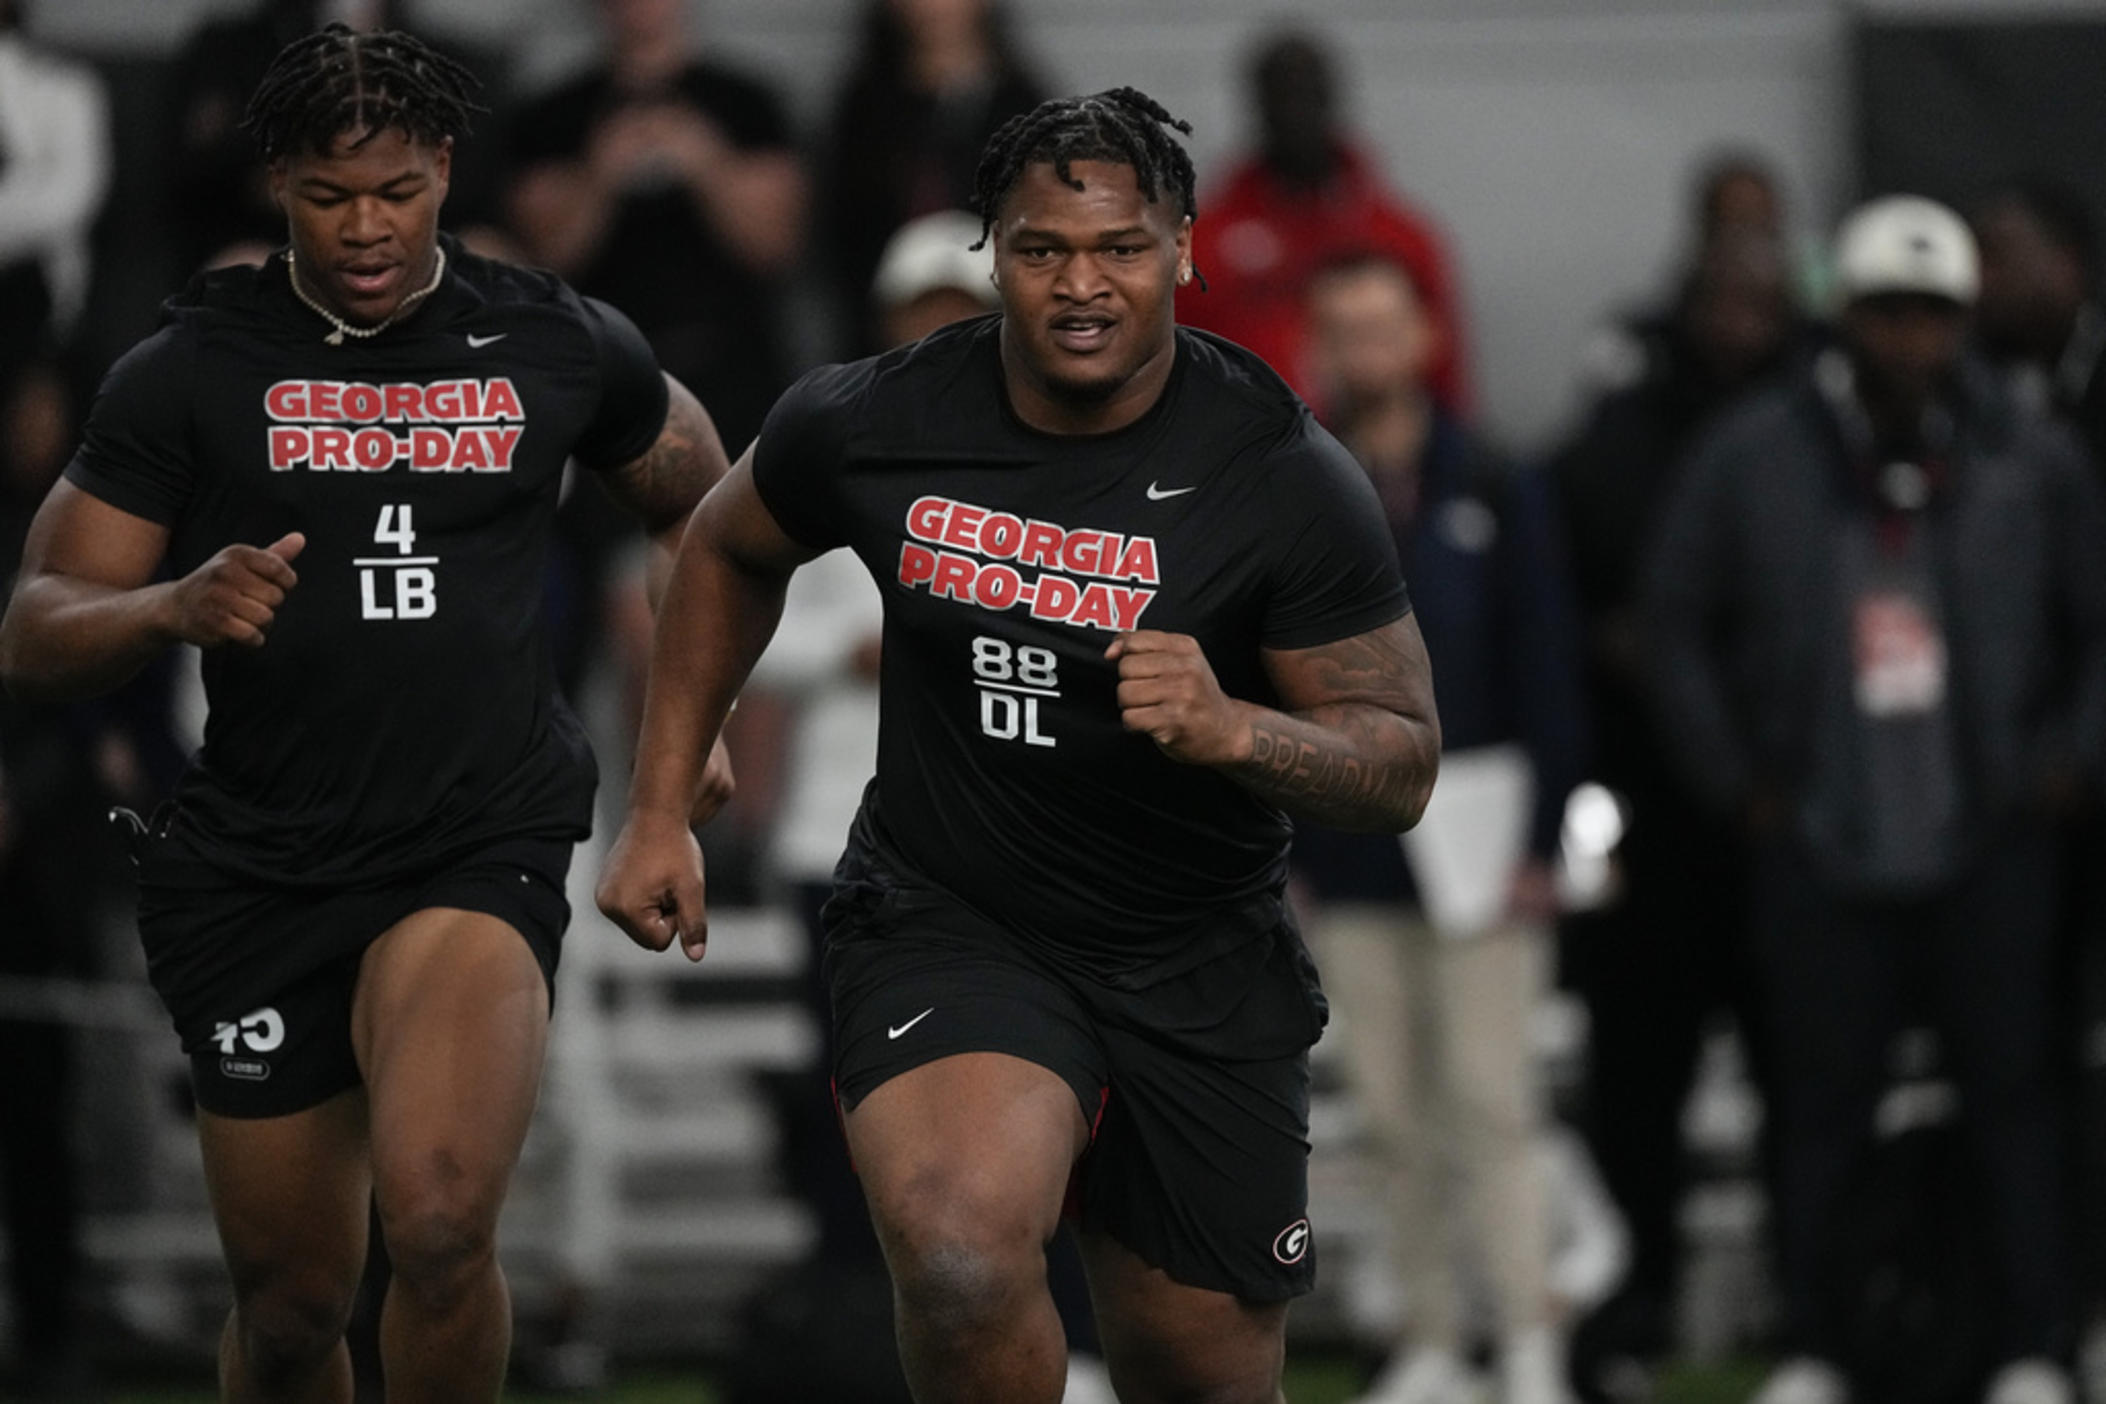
[968,87,1203,284]
[241,23,484,162]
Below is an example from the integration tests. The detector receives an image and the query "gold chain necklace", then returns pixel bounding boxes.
[285,245,447,346]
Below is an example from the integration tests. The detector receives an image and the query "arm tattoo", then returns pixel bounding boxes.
[603,377,730,533]
[1230,626,1440,831]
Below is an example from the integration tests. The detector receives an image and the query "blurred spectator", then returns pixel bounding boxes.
[509,0,806,900]
[1179,26,1472,415]
[1971,178,2106,471]
[1571,149,1816,405]
[508,0,805,456]
[1693,148,1785,247]
[1646,196,2106,1404]
[1971,177,2106,1373]
[0,0,108,348]
[1293,254,1584,1404]
[820,0,1045,355]
[0,12,111,1389]
[0,364,93,1401]
[1548,227,1809,1380]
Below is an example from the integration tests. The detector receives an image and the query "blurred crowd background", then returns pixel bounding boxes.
[8,2,2106,1403]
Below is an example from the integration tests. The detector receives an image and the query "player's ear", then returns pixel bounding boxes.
[266,157,290,215]
[432,136,454,200]
[1175,216,1194,286]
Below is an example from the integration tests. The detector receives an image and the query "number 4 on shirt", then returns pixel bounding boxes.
[360,502,437,621]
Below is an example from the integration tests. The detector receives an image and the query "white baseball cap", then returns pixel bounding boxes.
[871,211,1000,311]
[1833,195,1979,305]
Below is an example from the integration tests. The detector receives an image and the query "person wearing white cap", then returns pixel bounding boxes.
[870,208,1003,348]
[1645,194,2106,1404]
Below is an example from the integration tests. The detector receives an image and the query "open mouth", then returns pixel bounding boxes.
[1049,313,1117,354]
[338,262,403,302]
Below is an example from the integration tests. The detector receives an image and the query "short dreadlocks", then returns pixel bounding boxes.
[968,88,1200,251]
[241,23,484,162]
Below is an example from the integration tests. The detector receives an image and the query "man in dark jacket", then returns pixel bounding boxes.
[1551,229,1809,1380]
[1648,195,2106,1404]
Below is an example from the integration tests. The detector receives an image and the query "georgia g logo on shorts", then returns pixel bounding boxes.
[1272,1217,1311,1265]
[211,1006,285,1082]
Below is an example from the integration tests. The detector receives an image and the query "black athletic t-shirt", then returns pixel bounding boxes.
[64,237,668,887]
[753,317,1410,984]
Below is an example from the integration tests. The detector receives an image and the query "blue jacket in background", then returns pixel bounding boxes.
[1293,409,1588,905]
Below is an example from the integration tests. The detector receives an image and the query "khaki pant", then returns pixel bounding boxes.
[1310,903,1555,1344]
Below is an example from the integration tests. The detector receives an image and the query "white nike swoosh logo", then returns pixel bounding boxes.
[466,332,507,348]
[1146,482,1197,500]
[887,1008,935,1039]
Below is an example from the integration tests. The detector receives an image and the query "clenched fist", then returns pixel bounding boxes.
[168,532,305,648]
[1105,629,1253,767]
[596,809,710,962]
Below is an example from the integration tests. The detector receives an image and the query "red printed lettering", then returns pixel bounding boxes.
[1108,586,1154,630]
[266,382,307,421]
[425,382,463,420]
[484,426,522,470]
[1061,530,1105,578]
[899,542,937,587]
[1071,584,1118,631]
[310,427,352,470]
[340,383,383,422]
[930,552,977,601]
[268,426,308,470]
[906,496,950,543]
[352,428,396,471]
[979,512,1024,559]
[1031,575,1081,621]
[1113,537,1159,585]
[974,564,1023,610]
[482,378,523,420]
[451,429,491,472]
[1019,521,1063,569]
[941,503,986,551]
[410,427,454,471]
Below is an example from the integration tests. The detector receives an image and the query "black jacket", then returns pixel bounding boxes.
[1644,354,2106,886]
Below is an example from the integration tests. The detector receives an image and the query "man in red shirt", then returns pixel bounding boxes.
[1179,28,1474,416]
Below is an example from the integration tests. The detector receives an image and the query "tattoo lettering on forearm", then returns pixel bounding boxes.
[1236,617,1441,830]
[1239,718,1424,829]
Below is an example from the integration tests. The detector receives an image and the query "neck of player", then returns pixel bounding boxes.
[298,241,444,329]
[1000,326,1177,436]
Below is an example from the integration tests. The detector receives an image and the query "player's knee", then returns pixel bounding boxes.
[377,1163,500,1310]
[878,1176,1045,1329]
[1107,1353,1284,1404]
[232,1276,356,1384]
[1107,1361,1283,1404]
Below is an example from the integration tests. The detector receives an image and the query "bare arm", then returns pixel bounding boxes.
[597,374,733,590]
[1108,612,1441,832]
[0,481,304,702]
[595,447,819,957]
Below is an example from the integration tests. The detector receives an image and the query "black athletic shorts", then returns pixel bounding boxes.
[131,816,571,1120]
[823,871,1327,1304]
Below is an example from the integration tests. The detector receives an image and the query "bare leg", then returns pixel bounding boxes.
[200,1092,371,1404]
[352,907,550,1404]
[845,1052,1090,1404]
[1080,1229,1289,1404]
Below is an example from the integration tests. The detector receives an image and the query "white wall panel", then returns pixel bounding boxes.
[11,0,2045,439]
